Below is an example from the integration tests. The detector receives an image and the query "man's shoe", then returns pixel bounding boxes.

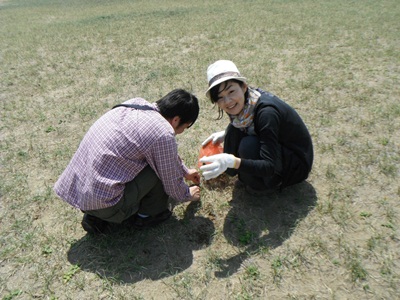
[131,209,172,229]
[81,213,109,234]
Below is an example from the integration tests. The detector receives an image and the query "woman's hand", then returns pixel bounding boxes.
[185,168,200,184]
[200,153,240,180]
[201,130,225,146]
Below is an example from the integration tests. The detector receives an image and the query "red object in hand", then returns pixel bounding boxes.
[198,142,223,168]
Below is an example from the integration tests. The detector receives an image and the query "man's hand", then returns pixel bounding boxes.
[189,185,201,201]
[185,168,200,184]
[201,130,225,146]
[200,153,238,180]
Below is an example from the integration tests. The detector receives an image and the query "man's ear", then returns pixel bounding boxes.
[169,116,181,127]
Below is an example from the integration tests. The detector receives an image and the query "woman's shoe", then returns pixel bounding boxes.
[245,185,276,197]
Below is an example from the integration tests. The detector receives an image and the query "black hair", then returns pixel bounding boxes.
[209,79,249,120]
[156,89,199,128]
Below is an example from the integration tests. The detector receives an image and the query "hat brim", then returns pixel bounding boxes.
[205,76,247,98]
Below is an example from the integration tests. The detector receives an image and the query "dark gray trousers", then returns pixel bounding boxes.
[84,165,169,223]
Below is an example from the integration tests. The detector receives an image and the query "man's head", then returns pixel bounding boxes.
[156,89,199,134]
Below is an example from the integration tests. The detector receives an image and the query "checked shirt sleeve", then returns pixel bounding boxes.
[146,134,191,202]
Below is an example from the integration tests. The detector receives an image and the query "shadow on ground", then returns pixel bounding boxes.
[67,201,214,283]
[215,180,317,277]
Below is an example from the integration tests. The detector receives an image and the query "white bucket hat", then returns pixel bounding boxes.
[205,60,247,98]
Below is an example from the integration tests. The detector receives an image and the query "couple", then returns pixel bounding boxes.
[54,60,314,234]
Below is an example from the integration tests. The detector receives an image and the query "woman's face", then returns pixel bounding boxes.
[216,80,248,115]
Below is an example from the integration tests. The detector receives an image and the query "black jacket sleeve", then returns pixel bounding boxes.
[238,92,313,186]
[239,104,282,177]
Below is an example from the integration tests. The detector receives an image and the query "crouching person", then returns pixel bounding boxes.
[200,60,314,195]
[54,89,201,234]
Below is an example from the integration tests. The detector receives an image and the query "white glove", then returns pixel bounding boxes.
[200,153,236,180]
[201,130,225,146]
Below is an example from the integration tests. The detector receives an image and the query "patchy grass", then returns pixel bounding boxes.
[1,0,399,299]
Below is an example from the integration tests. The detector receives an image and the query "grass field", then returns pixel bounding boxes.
[1,0,399,299]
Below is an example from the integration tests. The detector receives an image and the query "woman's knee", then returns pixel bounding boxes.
[238,136,260,159]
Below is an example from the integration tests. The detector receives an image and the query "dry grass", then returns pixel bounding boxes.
[1,0,399,299]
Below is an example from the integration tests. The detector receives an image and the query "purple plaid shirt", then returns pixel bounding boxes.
[54,97,191,211]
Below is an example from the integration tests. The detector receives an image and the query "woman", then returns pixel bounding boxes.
[200,60,313,195]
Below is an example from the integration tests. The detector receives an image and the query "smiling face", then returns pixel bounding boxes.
[215,80,248,116]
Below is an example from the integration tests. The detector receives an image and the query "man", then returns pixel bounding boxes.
[54,89,201,234]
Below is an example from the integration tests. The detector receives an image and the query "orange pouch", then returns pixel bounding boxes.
[198,142,223,168]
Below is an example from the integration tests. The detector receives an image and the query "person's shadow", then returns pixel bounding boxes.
[67,201,214,283]
[215,180,317,277]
